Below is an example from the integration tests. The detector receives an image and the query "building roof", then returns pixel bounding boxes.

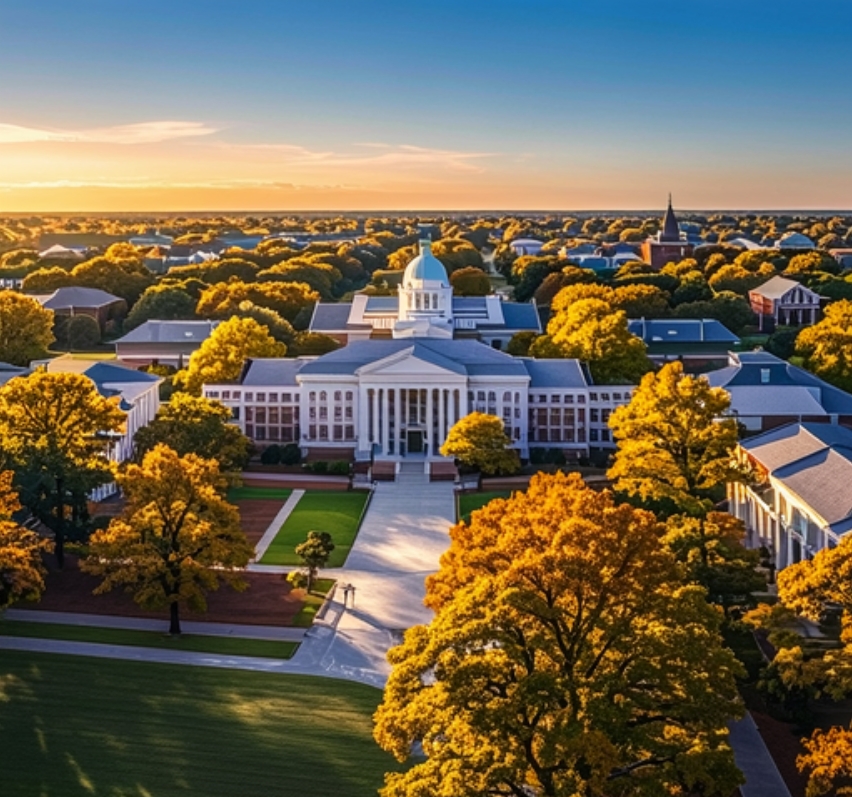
[660,195,681,242]
[741,422,852,535]
[521,359,589,388]
[114,319,219,345]
[33,287,124,310]
[239,358,305,387]
[707,351,852,416]
[775,231,815,250]
[403,239,449,288]
[298,338,531,379]
[628,318,740,346]
[749,275,813,301]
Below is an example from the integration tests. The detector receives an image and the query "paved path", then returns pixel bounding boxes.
[729,713,792,797]
[251,488,304,562]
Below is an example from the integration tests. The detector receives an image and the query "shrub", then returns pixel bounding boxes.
[260,444,282,465]
[280,443,302,465]
[327,460,350,476]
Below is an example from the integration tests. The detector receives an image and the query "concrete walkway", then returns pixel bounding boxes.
[251,488,304,562]
[729,713,792,797]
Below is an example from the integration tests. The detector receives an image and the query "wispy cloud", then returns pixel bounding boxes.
[0,178,356,191]
[219,141,496,173]
[0,120,217,145]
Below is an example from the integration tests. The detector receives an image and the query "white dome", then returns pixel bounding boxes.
[403,240,449,288]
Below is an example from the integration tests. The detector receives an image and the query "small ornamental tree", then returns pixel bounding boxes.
[294,531,335,592]
[440,412,520,476]
[82,445,253,634]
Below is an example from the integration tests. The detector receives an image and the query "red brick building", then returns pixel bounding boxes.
[641,196,694,269]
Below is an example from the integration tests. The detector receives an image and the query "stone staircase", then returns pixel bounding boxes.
[395,459,428,484]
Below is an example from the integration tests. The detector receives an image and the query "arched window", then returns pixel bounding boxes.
[503,391,512,403]
[309,391,316,402]
[424,293,430,310]
[334,391,342,401]
[345,391,353,401]
[319,391,327,402]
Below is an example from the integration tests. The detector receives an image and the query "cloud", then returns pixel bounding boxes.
[0,178,356,191]
[0,120,217,145]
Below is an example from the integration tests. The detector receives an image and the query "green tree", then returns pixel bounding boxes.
[21,266,74,294]
[796,300,852,391]
[196,280,319,325]
[133,393,252,473]
[440,412,519,475]
[54,314,101,350]
[71,255,154,306]
[123,285,197,330]
[294,530,335,592]
[0,470,50,609]
[0,371,125,567]
[547,298,650,384]
[82,444,252,635]
[375,473,744,797]
[174,316,287,395]
[0,291,54,365]
[449,266,491,296]
[289,331,340,356]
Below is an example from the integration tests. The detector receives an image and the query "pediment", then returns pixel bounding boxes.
[357,347,466,378]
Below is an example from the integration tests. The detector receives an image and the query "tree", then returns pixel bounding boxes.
[0,470,50,609]
[786,250,840,276]
[673,291,755,335]
[449,266,491,296]
[375,473,744,797]
[81,445,252,635]
[196,280,318,324]
[133,393,252,473]
[21,266,74,294]
[0,371,125,567]
[0,291,54,365]
[608,361,747,517]
[440,412,519,475]
[294,530,335,592]
[54,314,101,350]
[123,285,196,330]
[174,316,287,395]
[70,255,154,306]
[289,331,340,356]
[797,724,852,797]
[547,298,650,384]
[506,329,537,356]
[796,300,852,391]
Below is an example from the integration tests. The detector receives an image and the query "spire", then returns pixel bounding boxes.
[660,194,681,242]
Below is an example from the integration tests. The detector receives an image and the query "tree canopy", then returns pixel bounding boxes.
[0,371,125,567]
[440,412,519,475]
[796,299,852,392]
[0,291,55,365]
[375,472,744,797]
[82,444,252,634]
[174,316,287,395]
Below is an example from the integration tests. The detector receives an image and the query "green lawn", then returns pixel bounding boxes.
[458,490,512,523]
[0,650,400,797]
[259,491,370,566]
[0,620,298,659]
[227,485,292,502]
[291,578,335,628]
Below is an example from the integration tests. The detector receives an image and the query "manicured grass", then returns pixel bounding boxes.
[291,578,335,628]
[0,620,298,658]
[458,490,512,523]
[0,650,401,797]
[259,491,370,566]
[227,485,292,502]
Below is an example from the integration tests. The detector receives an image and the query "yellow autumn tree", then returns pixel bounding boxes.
[173,315,287,395]
[0,371,125,567]
[797,724,852,796]
[439,412,519,475]
[0,291,55,366]
[796,299,852,392]
[82,444,252,635]
[375,473,744,797]
[0,470,51,609]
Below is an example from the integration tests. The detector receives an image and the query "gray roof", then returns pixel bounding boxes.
[34,287,124,310]
[742,423,852,534]
[114,320,219,344]
[500,302,542,331]
[707,352,852,415]
[298,338,531,379]
[521,359,589,389]
[240,359,305,387]
[364,296,398,313]
[750,275,809,301]
[628,318,739,345]
[310,303,360,331]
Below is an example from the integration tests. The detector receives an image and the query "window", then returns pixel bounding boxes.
[334,391,342,401]
[309,407,317,420]
[282,408,293,424]
[345,391,353,401]
[282,427,294,442]
[334,406,342,421]
[590,409,599,423]
[232,391,240,399]
[256,393,266,402]
[222,391,231,400]
[578,395,586,404]
[319,391,327,402]
[308,425,317,439]
[333,425,343,441]
[551,395,560,403]
[309,391,316,402]
[550,409,561,425]
[345,425,355,440]
[282,393,291,403]
[602,409,611,423]
[255,426,267,441]
[207,391,220,399]
[589,392,598,401]
[269,393,278,403]
[564,394,574,403]
[269,408,280,424]
[319,426,329,440]
[245,408,254,422]
[488,391,496,403]
[345,406,353,419]
[319,407,328,420]
[244,392,253,401]
[600,393,610,402]
[269,427,280,441]
[477,391,486,402]
[589,429,599,442]
[255,408,266,424]
[231,407,240,421]
[503,391,512,403]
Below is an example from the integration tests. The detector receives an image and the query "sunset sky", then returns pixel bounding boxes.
[1,0,851,211]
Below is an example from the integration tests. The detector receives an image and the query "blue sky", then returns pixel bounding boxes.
[1,0,850,210]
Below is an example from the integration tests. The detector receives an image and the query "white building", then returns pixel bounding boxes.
[309,238,541,349]
[205,243,631,464]
[729,422,852,570]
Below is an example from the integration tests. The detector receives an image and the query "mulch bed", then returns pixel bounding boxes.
[235,498,287,547]
[15,554,302,627]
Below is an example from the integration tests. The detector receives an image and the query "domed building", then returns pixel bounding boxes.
[202,238,635,469]
[309,237,541,348]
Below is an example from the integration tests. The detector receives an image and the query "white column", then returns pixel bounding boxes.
[370,388,378,445]
[382,389,390,455]
[394,387,401,456]
[438,387,446,447]
[427,388,434,456]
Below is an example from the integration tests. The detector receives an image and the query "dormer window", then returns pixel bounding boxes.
[760,368,771,384]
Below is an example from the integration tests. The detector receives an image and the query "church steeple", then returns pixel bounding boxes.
[660,194,681,242]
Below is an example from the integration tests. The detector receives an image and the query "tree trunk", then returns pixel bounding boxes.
[54,477,65,570]
[169,601,181,635]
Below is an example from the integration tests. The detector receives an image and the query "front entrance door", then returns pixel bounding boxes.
[407,430,424,454]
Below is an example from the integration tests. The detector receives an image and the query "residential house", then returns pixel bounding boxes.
[748,275,822,331]
[114,319,219,368]
[627,318,740,370]
[31,287,126,332]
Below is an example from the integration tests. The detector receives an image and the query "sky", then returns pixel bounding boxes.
[1,0,851,212]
